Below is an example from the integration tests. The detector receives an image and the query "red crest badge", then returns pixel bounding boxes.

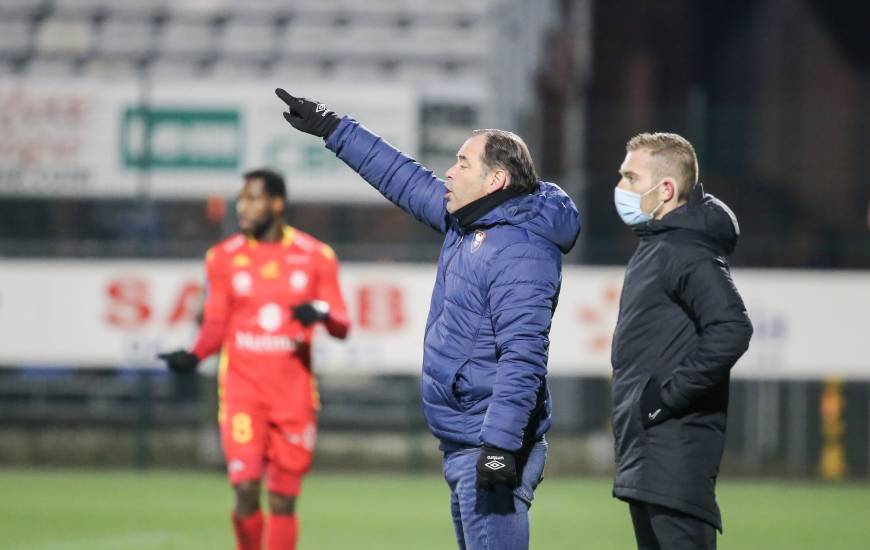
[471,230,486,252]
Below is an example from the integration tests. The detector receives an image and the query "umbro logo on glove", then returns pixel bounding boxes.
[276,88,341,139]
[484,456,506,471]
[476,446,518,490]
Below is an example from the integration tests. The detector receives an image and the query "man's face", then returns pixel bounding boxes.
[617,149,667,215]
[443,134,495,214]
[236,178,282,236]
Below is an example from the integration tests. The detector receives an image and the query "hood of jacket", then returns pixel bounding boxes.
[466,181,581,254]
[632,183,740,255]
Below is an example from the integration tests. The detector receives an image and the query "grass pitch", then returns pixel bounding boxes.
[1,469,868,549]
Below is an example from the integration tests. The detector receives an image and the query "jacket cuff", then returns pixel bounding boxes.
[479,426,522,453]
[324,116,355,151]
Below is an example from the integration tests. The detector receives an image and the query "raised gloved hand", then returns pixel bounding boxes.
[476,445,518,491]
[639,376,674,429]
[157,350,200,373]
[275,88,341,139]
[292,300,330,327]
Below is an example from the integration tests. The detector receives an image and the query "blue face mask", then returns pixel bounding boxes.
[613,184,664,226]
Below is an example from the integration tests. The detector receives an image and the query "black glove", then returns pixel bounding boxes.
[476,445,518,491]
[292,300,330,327]
[157,350,200,373]
[275,88,341,139]
[639,376,674,429]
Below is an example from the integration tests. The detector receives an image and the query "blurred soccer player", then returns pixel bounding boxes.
[158,169,349,550]
[611,133,753,549]
[276,88,580,550]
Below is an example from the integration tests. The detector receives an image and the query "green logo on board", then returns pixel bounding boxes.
[121,107,242,170]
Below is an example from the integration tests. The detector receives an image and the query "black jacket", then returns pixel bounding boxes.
[611,184,753,531]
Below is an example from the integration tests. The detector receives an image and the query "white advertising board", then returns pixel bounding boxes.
[0,79,417,202]
[0,261,865,379]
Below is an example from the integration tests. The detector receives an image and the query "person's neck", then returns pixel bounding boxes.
[257,221,285,243]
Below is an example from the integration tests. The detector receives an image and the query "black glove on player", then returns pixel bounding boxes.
[275,88,341,139]
[292,300,330,327]
[157,350,200,373]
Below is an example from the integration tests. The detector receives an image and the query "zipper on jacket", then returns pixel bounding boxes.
[442,233,464,281]
[424,232,464,344]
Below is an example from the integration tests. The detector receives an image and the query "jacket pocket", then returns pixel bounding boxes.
[634,374,654,440]
[452,359,474,411]
[633,374,652,409]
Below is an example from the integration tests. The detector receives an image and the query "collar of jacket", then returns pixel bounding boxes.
[453,188,525,232]
[631,183,706,237]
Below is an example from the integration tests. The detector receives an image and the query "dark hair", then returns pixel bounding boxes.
[471,129,539,193]
[243,168,287,201]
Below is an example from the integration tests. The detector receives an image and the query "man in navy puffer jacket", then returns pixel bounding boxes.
[276,89,580,550]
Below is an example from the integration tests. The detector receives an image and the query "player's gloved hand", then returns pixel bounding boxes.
[639,376,674,429]
[291,300,330,327]
[275,88,341,139]
[157,350,200,373]
[476,445,518,491]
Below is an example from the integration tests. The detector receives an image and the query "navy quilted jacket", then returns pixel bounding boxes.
[326,117,581,451]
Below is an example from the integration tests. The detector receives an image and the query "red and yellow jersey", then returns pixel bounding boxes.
[191,226,349,405]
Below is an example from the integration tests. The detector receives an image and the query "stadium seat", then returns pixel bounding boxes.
[0,19,31,59]
[82,57,139,78]
[280,0,351,19]
[280,24,336,58]
[393,59,484,84]
[0,0,49,18]
[225,0,291,18]
[270,57,333,81]
[328,0,408,22]
[144,57,206,78]
[0,59,19,75]
[156,18,218,60]
[206,58,269,79]
[287,0,492,23]
[100,0,170,18]
[172,0,229,19]
[402,27,490,61]
[282,21,413,61]
[25,56,80,76]
[330,59,393,82]
[94,18,155,61]
[218,19,278,62]
[35,17,93,58]
[51,0,107,17]
[401,0,493,18]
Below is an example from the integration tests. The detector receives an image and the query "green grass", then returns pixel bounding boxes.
[0,469,868,549]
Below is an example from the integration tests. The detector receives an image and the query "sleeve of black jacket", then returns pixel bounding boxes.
[660,256,753,414]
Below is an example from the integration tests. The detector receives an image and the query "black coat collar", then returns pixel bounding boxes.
[453,188,525,232]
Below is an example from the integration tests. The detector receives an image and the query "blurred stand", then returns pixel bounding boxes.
[0,0,868,480]
[1,370,869,480]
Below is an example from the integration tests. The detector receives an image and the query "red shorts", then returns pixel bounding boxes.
[219,399,316,496]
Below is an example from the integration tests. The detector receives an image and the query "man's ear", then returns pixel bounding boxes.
[661,179,677,202]
[272,197,286,215]
[490,169,508,191]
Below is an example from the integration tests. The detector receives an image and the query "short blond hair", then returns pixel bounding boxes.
[626,132,698,200]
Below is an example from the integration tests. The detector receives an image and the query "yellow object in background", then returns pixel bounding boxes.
[819,378,846,481]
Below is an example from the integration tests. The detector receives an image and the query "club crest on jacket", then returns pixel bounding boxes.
[471,230,486,252]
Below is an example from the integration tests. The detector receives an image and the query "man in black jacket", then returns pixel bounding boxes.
[610,132,753,549]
